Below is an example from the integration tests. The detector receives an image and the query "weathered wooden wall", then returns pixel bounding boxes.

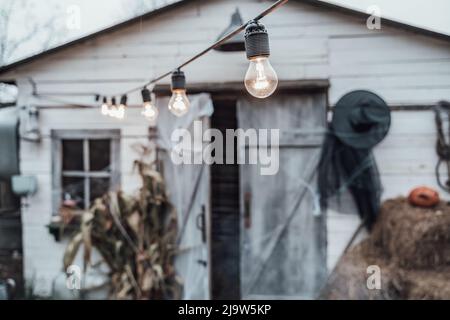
[17,108,149,296]
[0,0,448,295]
[327,110,443,271]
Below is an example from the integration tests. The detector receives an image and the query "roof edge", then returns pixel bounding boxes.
[0,0,201,75]
[298,0,450,42]
[0,0,449,75]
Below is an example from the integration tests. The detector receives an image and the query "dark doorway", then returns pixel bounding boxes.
[0,180,23,299]
[210,96,241,299]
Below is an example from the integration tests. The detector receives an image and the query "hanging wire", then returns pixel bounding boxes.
[31,0,289,104]
[115,0,288,96]
[33,94,96,108]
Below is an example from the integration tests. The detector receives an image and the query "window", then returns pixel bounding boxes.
[52,130,120,213]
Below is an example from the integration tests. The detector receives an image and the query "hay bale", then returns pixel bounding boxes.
[373,198,450,269]
[321,197,450,300]
[396,268,450,300]
[320,241,400,300]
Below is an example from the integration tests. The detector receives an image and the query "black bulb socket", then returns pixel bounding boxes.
[244,20,270,60]
[141,88,152,103]
[120,95,128,106]
[171,70,186,91]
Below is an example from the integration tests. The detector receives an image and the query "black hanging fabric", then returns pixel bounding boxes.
[318,91,390,231]
[318,130,382,230]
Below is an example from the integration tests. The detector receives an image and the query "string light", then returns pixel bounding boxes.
[69,0,288,119]
[244,20,278,99]
[110,97,118,118]
[168,70,190,117]
[141,88,159,122]
[116,95,127,120]
[100,97,109,115]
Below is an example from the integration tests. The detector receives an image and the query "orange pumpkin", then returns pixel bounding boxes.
[408,186,440,208]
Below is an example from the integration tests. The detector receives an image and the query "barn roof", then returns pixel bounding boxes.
[0,0,449,75]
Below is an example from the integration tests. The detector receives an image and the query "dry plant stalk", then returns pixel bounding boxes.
[63,159,182,300]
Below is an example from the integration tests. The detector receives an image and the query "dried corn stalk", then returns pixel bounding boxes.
[63,159,181,300]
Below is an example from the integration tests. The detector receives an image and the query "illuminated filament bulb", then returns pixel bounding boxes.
[110,97,118,118]
[169,89,190,117]
[116,95,127,120]
[100,97,110,116]
[244,57,278,99]
[169,70,190,117]
[244,20,278,99]
[141,88,159,122]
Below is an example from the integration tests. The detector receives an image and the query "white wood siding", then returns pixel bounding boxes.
[327,110,441,272]
[19,107,149,296]
[0,0,448,295]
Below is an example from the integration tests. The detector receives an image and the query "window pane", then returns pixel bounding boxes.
[62,177,85,209]
[62,140,84,171]
[89,139,111,172]
[90,178,110,202]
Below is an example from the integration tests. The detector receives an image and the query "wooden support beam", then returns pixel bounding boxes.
[154,80,330,96]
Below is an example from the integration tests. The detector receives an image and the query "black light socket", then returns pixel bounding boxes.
[171,70,186,91]
[111,97,117,106]
[244,20,270,59]
[141,88,152,103]
[120,95,128,106]
[102,97,107,104]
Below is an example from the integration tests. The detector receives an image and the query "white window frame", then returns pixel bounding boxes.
[51,129,121,214]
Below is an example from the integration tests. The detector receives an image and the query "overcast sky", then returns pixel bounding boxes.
[53,0,450,37]
[1,0,449,65]
[324,0,450,34]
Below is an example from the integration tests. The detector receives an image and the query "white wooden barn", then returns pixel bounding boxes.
[0,0,449,299]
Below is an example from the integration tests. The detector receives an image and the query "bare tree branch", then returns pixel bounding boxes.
[0,0,65,103]
[0,0,65,66]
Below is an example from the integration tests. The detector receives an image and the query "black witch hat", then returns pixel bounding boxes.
[319,90,391,230]
[332,90,391,149]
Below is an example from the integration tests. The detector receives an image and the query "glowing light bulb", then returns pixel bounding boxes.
[141,88,158,122]
[114,95,127,120]
[109,106,116,118]
[101,98,109,116]
[110,98,118,118]
[142,101,159,122]
[169,89,190,117]
[169,70,190,117]
[244,57,278,99]
[116,104,125,119]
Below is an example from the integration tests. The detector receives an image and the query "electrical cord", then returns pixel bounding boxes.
[30,0,289,103]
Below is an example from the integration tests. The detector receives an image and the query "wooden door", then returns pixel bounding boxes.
[238,92,327,299]
[157,113,211,300]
